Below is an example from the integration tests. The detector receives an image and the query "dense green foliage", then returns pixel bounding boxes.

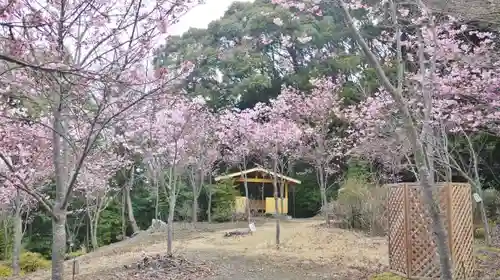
[154,0,377,109]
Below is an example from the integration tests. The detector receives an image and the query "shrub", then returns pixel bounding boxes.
[475,227,485,239]
[329,177,387,236]
[0,264,12,277]
[210,180,238,222]
[19,251,50,272]
[212,204,234,222]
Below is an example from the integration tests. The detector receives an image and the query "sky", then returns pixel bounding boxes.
[170,0,253,36]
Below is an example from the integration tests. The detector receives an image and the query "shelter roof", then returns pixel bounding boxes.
[214,167,301,184]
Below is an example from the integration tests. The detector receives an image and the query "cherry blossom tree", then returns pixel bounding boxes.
[272,0,459,277]
[0,185,36,276]
[339,2,454,277]
[0,0,200,278]
[185,100,219,224]
[268,78,355,221]
[343,4,500,244]
[123,95,206,255]
[253,115,302,246]
[0,111,51,276]
[216,107,262,223]
[75,150,126,250]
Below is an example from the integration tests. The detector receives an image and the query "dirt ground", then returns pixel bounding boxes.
[24,219,389,280]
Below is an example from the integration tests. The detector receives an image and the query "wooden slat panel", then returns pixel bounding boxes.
[387,183,474,279]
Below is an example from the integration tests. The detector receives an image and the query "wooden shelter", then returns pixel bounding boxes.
[214,167,301,215]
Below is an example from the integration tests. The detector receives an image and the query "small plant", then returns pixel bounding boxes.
[19,251,50,272]
[0,264,13,277]
[475,227,486,239]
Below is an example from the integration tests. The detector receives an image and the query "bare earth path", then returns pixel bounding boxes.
[23,219,389,280]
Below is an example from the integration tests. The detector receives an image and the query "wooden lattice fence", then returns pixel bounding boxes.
[387,183,475,279]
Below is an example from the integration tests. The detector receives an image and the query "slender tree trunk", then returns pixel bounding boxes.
[243,178,251,222]
[88,212,97,250]
[273,159,280,247]
[240,159,251,223]
[466,132,492,245]
[12,191,22,276]
[166,166,177,257]
[207,190,212,223]
[155,180,160,219]
[167,190,176,256]
[191,172,205,224]
[474,182,492,245]
[126,186,139,233]
[121,190,126,238]
[318,167,328,222]
[125,168,139,233]
[90,223,98,250]
[90,211,101,250]
[280,180,285,215]
[192,195,198,223]
[86,215,90,251]
[479,199,491,243]
[3,218,10,260]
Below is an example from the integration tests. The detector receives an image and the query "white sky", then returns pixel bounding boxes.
[170,0,254,36]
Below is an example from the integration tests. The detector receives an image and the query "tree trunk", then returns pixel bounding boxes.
[90,213,100,250]
[121,190,126,238]
[418,168,452,279]
[207,190,212,223]
[3,218,10,260]
[51,212,67,280]
[167,191,176,256]
[468,135,492,245]
[478,195,492,245]
[192,195,198,223]
[318,167,328,223]
[125,178,139,233]
[155,180,160,219]
[273,159,280,247]
[243,175,251,223]
[12,191,22,276]
[280,182,285,215]
[191,172,204,224]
